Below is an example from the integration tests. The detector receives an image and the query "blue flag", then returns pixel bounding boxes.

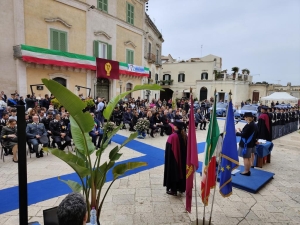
[219,100,239,197]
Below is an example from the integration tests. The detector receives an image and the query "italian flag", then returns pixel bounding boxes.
[19,44,150,77]
[21,45,96,70]
[201,99,220,206]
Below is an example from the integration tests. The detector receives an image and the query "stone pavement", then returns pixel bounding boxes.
[0,120,300,225]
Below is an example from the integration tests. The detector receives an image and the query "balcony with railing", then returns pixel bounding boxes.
[159,79,173,86]
[147,53,156,63]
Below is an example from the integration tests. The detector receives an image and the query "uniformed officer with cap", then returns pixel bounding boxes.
[49,114,71,150]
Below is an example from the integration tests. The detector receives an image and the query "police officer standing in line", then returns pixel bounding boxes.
[49,114,71,150]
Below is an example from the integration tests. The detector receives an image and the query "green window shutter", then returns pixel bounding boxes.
[178,74,180,82]
[51,29,59,50]
[126,3,130,23]
[60,32,67,52]
[130,50,134,64]
[131,4,134,25]
[183,74,185,82]
[93,41,99,57]
[126,2,134,25]
[107,44,112,60]
[103,0,108,12]
[98,0,102,10]
[126,49,129,64]
[50,29,67,51]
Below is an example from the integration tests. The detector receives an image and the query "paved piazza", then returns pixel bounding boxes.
[0,119,300,225]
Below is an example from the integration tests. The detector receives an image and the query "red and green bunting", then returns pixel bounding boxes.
[21,44,96,70]
[20,44,149,77]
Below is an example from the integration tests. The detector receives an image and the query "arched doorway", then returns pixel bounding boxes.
[53,77,67,87]
[160,88,173,101]
[96,78,109,100]
[200,87,208,101]
[125,83,133,100]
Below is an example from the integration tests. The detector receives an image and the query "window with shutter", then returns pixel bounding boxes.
[50,28,67,52]
[98,0,108,12]
[163,74,171,81]
[126,2,134,25]
[93,40,112,59]
[178,73,185,82]
[126,49,134,64]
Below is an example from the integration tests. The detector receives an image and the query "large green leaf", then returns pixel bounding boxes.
[101,123,123,151]
[120,132,138,148]
[94,162,108,189]
[109,146,122,162]
[103,84,163,119]
[112,162,147,180]
[42,79,94,133]
[50,149,90,178]
[58,177,83,192]
[70,116,95,156]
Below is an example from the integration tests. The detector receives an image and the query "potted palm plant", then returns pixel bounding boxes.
[42,79,163,225]
[232,67,239,80]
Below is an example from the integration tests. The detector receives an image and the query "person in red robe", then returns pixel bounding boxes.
[163,120,187,196]
[257,106,272,141]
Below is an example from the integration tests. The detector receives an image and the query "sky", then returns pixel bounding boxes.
[147,0,300,85]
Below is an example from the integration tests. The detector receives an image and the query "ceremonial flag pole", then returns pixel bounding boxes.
[201,90,220,225]
[218,93,239,197]
[186,88,199,225]
[207,91,231,224]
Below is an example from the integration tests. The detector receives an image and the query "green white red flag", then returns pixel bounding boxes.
[201,98,220,205]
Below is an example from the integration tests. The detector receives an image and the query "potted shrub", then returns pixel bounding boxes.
[42,79,163,225]
[134,118,150,139]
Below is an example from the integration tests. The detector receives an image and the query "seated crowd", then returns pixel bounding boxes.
[0,93,213,163]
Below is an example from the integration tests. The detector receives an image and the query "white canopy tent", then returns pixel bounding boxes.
[261,92,298,104]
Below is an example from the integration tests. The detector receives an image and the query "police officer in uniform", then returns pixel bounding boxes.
[26,115,48,158]
[49,114,71,150]
[41,112,54,146]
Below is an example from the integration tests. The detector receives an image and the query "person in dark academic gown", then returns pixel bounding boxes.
[163,120,187,196]
[257,106,272,141]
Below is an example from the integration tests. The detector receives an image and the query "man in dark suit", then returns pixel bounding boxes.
[123,108,134,131]
[1,91,7,103]
[138,107,147,118]
[26,115,48,158]
[89,113,103,149]
[25,94,36,110]
[195,109,207,130]
[49,114,71,150]
[41,94,51,110]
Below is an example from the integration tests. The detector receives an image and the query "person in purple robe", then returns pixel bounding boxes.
[163,120,187,196]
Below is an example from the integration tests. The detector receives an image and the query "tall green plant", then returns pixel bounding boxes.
[42,79,163,224]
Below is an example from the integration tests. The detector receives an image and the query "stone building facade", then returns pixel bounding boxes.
[1,0,155,100]
[161,54,299,107]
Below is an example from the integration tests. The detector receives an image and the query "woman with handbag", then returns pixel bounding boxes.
[236,112,258,176]
[1,118,18,162]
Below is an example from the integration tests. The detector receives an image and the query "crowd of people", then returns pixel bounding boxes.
[0,91,210,162]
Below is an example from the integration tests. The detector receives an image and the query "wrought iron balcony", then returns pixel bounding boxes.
[147,53,156,63]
